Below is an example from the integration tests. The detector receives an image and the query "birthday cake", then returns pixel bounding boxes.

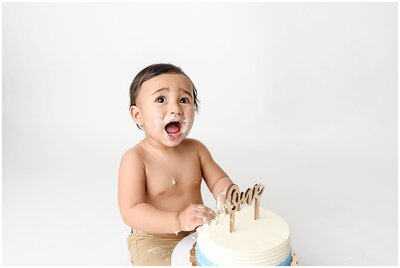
[194,184,293,266]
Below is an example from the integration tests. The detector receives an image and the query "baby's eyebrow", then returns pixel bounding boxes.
[151,87,169,96]
[181,88,193,98]
[151,87,193,97]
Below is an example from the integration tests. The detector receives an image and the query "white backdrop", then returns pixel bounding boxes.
[2,2,397,265]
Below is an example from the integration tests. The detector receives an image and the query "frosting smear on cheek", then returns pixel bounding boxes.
[152,116,165,134]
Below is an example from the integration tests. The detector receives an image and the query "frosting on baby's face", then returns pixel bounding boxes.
[132,73,195,147]
[151,113,193,147]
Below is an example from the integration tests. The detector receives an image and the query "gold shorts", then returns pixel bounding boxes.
[127,228,186,266]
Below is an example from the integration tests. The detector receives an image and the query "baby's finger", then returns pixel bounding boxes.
[182,217,201,231]
[194,215,210,224]
[205,208,217,218]
[190,204,205,212]
[217,203,229,214]
[195,212,215,224]
[190,215,206,227]
[182,225,194,231]
[192,210,207,220]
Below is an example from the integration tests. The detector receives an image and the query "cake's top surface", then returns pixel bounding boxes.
[197,206,290,251]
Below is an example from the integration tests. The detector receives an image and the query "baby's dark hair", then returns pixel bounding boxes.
[129,63,199,112]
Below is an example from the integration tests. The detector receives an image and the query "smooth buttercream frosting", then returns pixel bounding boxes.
[196,206,291,266]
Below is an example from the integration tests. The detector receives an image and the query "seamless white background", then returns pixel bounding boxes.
[2,2,397,265]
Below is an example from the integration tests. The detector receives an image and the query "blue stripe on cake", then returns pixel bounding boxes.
[195,244,216,265]
[276,250,293,266]
[195,245,293,266]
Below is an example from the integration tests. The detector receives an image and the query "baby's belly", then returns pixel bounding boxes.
[147,192,204,238]
[150,193,204,214]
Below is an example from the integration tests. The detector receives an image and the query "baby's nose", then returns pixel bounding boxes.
[169,103,183,115]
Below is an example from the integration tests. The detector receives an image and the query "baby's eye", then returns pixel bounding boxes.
[156,96,166,103]
[180,97,190,104]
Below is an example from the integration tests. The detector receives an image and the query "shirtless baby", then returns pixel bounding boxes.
[118,63,233,265]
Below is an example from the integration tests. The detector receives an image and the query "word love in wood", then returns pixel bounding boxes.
[225,183,265,233]
[225,183,265,213]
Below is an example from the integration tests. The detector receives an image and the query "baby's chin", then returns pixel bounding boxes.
[162,131,189,147]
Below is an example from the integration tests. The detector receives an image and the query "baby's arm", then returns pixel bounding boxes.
[118,149,214,234]
[118,150,179,233]
[194,140,233,200]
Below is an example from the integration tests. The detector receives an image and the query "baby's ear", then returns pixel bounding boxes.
[130,106,144,127]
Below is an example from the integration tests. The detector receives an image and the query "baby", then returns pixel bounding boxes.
[118,63,233,266]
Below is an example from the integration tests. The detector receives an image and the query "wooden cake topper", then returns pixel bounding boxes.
[225,183,265,232]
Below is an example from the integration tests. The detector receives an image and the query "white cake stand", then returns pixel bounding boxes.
[171,233,197,266]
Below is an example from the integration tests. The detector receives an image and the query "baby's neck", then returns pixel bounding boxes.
[141,137,182,155]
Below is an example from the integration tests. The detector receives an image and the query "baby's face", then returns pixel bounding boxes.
[133,73,195,147]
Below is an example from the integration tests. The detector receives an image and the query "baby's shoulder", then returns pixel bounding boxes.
[182,138,205,148]
[120,144,146,165]
[182,138,208,152]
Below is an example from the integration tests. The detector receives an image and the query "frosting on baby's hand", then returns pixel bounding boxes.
[178,203,216,232]
[216,191,228,214]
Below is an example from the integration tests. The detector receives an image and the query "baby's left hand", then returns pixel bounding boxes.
[216,191,228,215]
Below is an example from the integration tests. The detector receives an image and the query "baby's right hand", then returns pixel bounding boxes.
[178,204,216,232]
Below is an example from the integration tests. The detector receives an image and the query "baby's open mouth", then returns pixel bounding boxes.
[165,121,182,140]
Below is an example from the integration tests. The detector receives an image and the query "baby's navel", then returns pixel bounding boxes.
[172,177,177,186]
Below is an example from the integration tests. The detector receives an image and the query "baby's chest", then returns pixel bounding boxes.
[144,156,202,197]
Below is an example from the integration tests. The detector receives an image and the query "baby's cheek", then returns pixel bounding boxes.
[182,118,194,134]
[152,115,165,133]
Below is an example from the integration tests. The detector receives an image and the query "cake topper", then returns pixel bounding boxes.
[225,183,265,233]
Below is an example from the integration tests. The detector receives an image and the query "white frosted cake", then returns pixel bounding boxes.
[195,206,292,266]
